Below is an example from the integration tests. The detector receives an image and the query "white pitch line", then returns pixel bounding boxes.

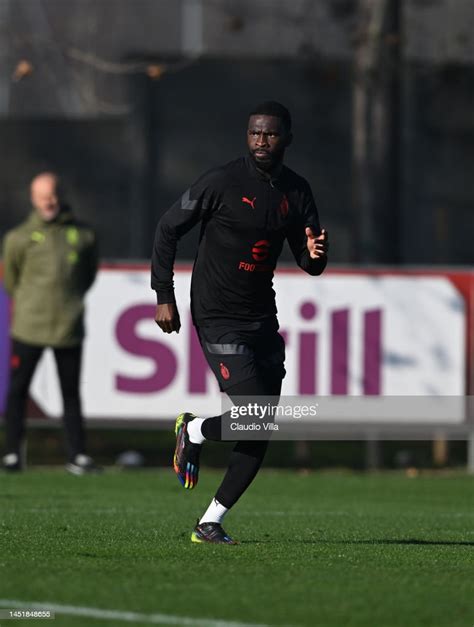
[0,600,272,627]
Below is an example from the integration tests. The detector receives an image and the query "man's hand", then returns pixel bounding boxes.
[155,303,181,334]
[305,227,329,259]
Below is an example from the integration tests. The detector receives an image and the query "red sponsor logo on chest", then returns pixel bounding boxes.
[251,240,270,261]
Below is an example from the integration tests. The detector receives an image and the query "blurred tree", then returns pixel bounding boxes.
[352,0,401,263]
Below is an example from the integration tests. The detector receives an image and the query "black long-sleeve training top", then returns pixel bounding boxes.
[151,155,326,326]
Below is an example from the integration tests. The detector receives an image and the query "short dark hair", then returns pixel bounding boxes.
[250,101,292,131]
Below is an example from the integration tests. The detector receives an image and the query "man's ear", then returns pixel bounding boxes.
[285,132,293,148]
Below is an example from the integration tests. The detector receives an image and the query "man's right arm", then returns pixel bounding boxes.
[2,232,22,296]
[151,170,220,332]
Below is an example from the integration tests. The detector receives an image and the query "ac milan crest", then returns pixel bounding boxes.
[279,194,289,217]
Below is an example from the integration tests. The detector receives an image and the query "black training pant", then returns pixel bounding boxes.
[197,319,285,509]
[4,338,86,462]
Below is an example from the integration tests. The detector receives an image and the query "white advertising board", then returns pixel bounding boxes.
[29,269,465,421]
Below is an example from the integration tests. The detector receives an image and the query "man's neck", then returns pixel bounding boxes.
[254,160,283,181]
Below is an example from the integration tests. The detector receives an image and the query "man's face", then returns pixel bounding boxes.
[247,114,291,171]
[30,174,60,222]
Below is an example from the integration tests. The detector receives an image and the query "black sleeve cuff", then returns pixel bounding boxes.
[155,289,176,305]
[300,250,328,276]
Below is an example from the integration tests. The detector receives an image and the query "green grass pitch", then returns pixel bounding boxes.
[0,469,472,627]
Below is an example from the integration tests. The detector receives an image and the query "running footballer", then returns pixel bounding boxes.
[151,102,329,544]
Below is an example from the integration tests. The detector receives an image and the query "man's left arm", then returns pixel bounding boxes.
[83,230,99,291]
[286,184,329,276]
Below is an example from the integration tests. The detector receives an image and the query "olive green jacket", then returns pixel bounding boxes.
[2,208,98,347]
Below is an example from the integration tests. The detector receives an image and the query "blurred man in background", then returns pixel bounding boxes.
[2,172,100,474]
[152,102,328,543]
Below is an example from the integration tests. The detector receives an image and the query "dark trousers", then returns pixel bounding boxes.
[4,339,86,463]
[204,372,283,509]
[197,319,285,509]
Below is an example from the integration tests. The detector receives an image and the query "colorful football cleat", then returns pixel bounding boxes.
[191,521,238,545]
[173,412,202,489]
